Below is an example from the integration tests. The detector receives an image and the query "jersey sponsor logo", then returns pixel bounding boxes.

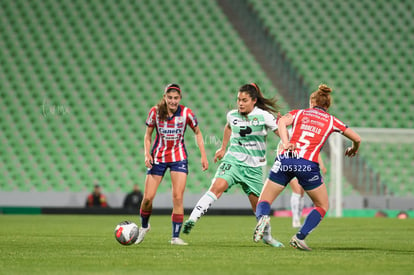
[159,128,183,134]
[303,111,329,121]
[307,109,330,118]
[239,126,252,137]
[310,119,325,127]
[238,141,257,148]
[163,136,180,141]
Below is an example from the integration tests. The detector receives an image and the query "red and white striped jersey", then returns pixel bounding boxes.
[287,107,348,162]
[145,105,198,163]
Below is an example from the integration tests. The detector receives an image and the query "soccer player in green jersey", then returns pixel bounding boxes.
[183,83,284,247]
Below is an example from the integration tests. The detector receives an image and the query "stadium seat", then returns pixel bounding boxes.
[0,0,412,198]
[248,0,413,195]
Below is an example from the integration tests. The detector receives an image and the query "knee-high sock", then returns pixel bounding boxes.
[290,192,303,222]
[188,191,217,222]
[296,207,326,240]
[256,201,273,240]
[255,201,271,219]
[140,209,152,228]
[172,213,184,238]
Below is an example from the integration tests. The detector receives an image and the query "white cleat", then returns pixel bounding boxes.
[170,237,188,245]
[253,215,270,243]
[292,220,302,228]
[263,237,285,248]
[290,235,312,251]
[135,224,150,244]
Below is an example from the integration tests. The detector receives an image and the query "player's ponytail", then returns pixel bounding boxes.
[310,84,332,110]
[239,83,279,115]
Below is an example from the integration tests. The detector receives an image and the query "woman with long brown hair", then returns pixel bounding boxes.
[183,83,284,247]
[136,83,209,246]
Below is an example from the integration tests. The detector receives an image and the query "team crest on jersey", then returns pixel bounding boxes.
[252,117,259,126]
[176,116,184,123]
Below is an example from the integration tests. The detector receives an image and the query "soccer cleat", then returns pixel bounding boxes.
[253,215,270,243]
[182,219,195,234]
[263,237,285,248]
[135,224,151,244]
[170,237,188,245]
[289,235,312,251]
[292,220,302,228]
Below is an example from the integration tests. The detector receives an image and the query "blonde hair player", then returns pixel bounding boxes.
[253,84,361,251]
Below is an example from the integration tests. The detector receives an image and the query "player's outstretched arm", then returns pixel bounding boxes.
[343,128,361,158]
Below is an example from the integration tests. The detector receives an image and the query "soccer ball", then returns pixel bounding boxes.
[114,221,139,245]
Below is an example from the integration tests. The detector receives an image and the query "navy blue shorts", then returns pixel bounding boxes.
[147,160,188,176]
[268,155,323,191]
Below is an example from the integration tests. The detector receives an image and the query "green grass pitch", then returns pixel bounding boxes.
[0,215,413,274]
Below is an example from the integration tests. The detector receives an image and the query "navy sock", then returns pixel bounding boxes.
[297,207,326,240]
[256,201,271,220]
[172,214,184,238]
[140,209,151,228]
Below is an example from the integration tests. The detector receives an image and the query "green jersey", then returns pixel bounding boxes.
[223,107,278,167]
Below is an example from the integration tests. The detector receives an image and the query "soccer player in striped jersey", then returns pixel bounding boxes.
[183,83,284,247]
[135,83,209,246]
[254,84,361,251]
[279,129,327,228]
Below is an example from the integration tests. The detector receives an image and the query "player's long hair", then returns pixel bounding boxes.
[239,83,280,115]
[310,84,332,110]
[156,83,182,121]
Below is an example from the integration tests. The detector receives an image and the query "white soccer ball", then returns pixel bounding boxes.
[114,221,139,245]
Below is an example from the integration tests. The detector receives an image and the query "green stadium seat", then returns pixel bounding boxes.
[0,0,412,198]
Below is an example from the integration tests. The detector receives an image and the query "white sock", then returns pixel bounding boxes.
[188,191,217,222]
[291,192,302,223]
[299,195,304,218]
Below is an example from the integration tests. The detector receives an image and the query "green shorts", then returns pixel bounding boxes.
[213,161,264,197]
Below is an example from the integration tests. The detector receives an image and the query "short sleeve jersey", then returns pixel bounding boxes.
[287,106,348,162]
[145,105,198,163]
[222,106,278,167]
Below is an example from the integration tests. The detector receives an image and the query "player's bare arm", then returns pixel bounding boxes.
[277,113,295,150]
[343,128,361,157]
[144,126,154,168]
[193,125,209,171]
[214,123,231,163]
